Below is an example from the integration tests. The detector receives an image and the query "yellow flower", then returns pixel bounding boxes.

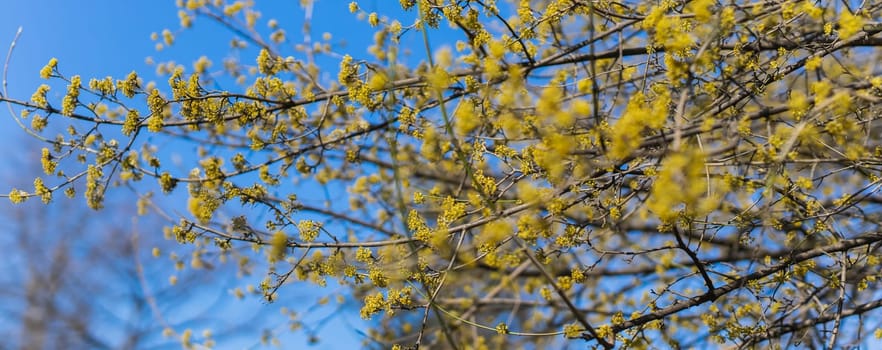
[788,91,810,120]
[40,58,57,79]
[269,231,288,262]
[687,0,713,23]
[356,247,373,262]
[161,29,174,46]
[193,55,212,74]
[805,56,822,71]
[31,115,47,132]
[61,75,81,116]
[30,84,50,108]
[838,10,864,38]
[119,71,140,98]
[8,188,28,204]
[298,219,321,242]
[563,323,584,338]
[646,150,709,222]
[122,109,140,136]
[40,148,56,175]
[223,1,243,16]
[33,178,51,204]
[399,0,415,10]
[360,292,386,319]
[801,2,823,19]
[257,49,276,75]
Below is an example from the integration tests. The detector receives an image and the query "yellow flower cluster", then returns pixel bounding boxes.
[187,190,220,223]
[787,91,810,120]
[159,172,178,193]
[259,164,279,185]
[7,189,27,204]
[178,9,193,28]
[472,169,497,196]
[838,10,864,38]
[122,109,140,136]
[360,292,385,319]
[398,106,417,130]
[664,54,690,84]
[337,55,358,87]
[517,0,534,28]
[368,267,388,287]
[89,76,115,95]
[804,56,822,71]
[85,164,104,210]
[563,323,584,338]
[147,91,166,132]
[419,126,445,161]
[193,55,212,74]
[609,89,670,159]
[30,115,47,132]
[406,209,431,243]
[269,231,288,263]
[531,133,575,183]
[412,191,424,204]
[516,212,549,242]
[223,1,244,16]
[596,324,613,341]
[800,2,823,19]
[256,49,278,75]
[61,75,81,116]
[297,220,321,242]
[161,29,174,46]
[39,58,57,79]
[119,71,140,98]
[686,0,714,23]
[476,219,511,251]
[366,71,388,91]
[643,1,693,53]
[33,178,52,204]
[437,196,467,228]
[356,247,373,263]
[646,150,711,223]
[40,148,56,175]
[425,66,451,93]
[399,0,415,10]
[30,84,50,108]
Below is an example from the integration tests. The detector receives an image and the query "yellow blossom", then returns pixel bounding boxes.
[30,84,50,108]
[61,75,81,116]
[805,56,822,71]
[8,188,28,204]
[40,58,57,79]
[646,150,709,222]
[297,220,321,242]
[40,148,56,175]
[269,231,288,262]
[838,10,864,38]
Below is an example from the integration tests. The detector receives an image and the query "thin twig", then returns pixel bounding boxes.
[516,238,613,348]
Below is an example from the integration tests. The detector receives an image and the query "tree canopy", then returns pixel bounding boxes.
[4,0,882,348]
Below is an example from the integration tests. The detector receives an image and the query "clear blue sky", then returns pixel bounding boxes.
[0,1,407,348]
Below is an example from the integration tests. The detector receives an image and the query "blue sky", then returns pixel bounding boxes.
[2,2,177,94]
[0,1,402,348]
